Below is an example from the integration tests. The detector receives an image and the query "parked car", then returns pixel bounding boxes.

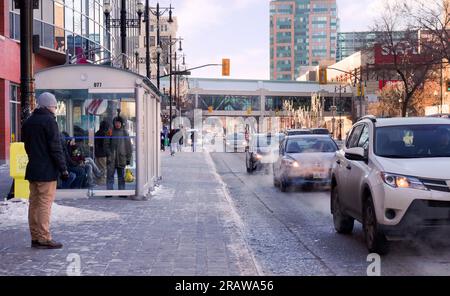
[246,133,283,173]
[311,128,331,135]
[285,129,312,136]
[331,115,450,254]
[224,133,247,152]
[273,135,339,192]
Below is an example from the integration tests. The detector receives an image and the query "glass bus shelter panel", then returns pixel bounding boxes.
[36,89,137,194]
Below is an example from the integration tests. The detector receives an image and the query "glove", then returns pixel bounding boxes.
[61,170,70,181]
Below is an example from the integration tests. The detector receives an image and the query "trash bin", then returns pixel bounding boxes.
[9,142,30,199]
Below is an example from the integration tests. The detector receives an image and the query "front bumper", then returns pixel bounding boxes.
[381,199,450,236]
[372,181,450,235]
[284,173,331,186]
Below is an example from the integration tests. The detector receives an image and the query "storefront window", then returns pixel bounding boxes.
[10,85,20,143]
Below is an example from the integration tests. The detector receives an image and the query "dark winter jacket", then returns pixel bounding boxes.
[22,108,67,182]
[95,121,110,158]
[60,134,78,168]
[105,125,132,168]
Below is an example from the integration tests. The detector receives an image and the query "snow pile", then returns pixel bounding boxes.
[150,185,175,200]
[0,199,120,229]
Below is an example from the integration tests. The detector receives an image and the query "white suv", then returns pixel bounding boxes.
[331,116,450,254]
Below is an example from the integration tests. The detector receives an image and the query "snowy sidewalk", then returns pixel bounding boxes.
[0,152,259,276]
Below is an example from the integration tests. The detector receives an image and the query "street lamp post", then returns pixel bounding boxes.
[17,0,38,126]
[103,0,144,69]
[145,0,150,78]
[149,3,174,89]
[333,85,346,141]
[165,36,182,130]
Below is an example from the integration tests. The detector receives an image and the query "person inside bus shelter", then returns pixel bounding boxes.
[105,115,132,196]
[60,132,85,189]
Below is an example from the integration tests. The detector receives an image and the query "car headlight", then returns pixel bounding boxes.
[283,158,300,168]
[380,172,428,190]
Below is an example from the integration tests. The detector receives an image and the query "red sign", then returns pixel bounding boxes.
[374,43,428,65]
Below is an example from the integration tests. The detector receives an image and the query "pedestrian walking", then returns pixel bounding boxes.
[22,92,69,249]
[191,130,196,152]
[178,126,184,152]
[105,116,132,195]
[169,128,177,156]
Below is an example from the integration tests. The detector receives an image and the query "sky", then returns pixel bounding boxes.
[156,0,385,80]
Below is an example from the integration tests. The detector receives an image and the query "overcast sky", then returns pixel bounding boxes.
[156,0,385,80]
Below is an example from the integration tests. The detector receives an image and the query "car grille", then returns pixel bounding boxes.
[419,178,450,193]
[427,200,450,208]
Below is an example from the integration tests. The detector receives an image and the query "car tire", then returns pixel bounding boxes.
[363,196,389,255]
[273,173,279,187]
[331,185,354,234]
[273,165,279,187]
[246,155,253,174]
[280,177,289,192]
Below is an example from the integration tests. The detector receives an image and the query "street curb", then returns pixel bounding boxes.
[205,152,265,276]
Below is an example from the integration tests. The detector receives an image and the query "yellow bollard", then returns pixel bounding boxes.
[9,142,30,199]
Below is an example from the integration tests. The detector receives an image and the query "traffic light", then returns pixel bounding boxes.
[246,107,252,115]
[357,84,365,96]
[222,58,230,76]
[447,80,450,92]
[208,106,213,113]
[318,67,327,84]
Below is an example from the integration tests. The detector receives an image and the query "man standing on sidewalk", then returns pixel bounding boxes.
[22,92,69,249]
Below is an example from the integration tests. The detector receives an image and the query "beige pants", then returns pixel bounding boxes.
[95,157,107,185]
[28,181,57,242]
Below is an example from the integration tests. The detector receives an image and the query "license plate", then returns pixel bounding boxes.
[313,172,327,179]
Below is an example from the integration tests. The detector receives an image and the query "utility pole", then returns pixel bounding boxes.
[359,66,363,120]
[177,64,181,117]
[120,0,127,69]
[19,0,36,127]
[441,61,444,114]
[156,3,161,89]
[339,86,343,141]
[145,0,150,78]
[169,34,173,129]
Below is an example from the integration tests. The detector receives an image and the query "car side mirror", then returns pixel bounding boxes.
[344,147,367,161]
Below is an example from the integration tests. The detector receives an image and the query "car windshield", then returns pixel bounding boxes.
[285,137,338,153]
[375,124,450,158]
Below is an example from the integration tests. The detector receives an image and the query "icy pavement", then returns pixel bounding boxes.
[0,200,120,229]
[0,152,259,276]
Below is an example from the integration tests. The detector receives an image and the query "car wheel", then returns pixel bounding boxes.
[245,154,250,171]
[331,185,354,234]
[280,177,289,192]
[246,155,253,174]
[273,173,279,187]
[363,196,389,255]
[273,165,279,187]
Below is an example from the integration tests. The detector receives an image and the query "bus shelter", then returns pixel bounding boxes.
[35,64,161,200]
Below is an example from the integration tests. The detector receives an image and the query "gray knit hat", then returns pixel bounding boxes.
[37,92,57,108]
